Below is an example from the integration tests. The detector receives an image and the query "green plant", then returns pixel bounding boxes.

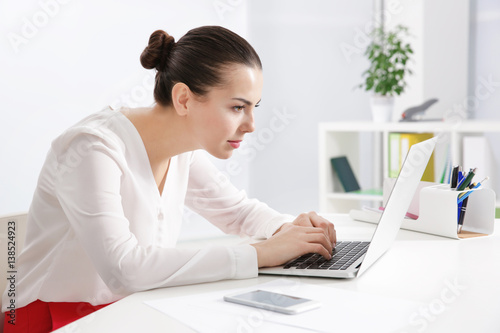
[359,25,413,97]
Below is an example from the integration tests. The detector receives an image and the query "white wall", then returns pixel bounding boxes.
[422,0,470,120]
[471,0,500,120]
[470,0,500,192]
[0,0,249,215]
[382,0,470,121]
[245,0,374,215]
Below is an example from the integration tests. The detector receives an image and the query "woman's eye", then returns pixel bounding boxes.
[233,105,245,112]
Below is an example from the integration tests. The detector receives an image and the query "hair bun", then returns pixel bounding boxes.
[140,30,175,71]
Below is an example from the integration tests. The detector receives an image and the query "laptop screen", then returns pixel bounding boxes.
[357,137,437,277]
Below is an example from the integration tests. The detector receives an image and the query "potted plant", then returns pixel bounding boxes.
[359,25,414,122]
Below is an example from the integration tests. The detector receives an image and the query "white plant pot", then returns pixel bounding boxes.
[370,95,394,122]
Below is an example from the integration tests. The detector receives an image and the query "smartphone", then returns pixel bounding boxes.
[223,289,321,315]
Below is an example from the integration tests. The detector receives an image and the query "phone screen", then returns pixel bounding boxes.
[232,290,311,308]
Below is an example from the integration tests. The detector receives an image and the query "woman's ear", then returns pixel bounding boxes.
[171,82,190,116]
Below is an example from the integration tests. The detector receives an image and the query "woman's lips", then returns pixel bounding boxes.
[228,140,242,149]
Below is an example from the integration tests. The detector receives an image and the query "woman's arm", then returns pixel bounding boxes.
[184,151,336,267]
[185,151,294,238]
[55,135,258,293]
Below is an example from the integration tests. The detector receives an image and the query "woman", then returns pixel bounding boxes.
[3,26,335,332]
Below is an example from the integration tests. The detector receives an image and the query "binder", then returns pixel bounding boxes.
[330,156,360,192]
[388,133,401,178]
[388,132,435,182]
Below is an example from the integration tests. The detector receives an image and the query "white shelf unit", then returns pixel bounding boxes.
[319,121,500,213]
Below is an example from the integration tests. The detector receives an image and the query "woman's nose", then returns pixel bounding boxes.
[240,112,255,133]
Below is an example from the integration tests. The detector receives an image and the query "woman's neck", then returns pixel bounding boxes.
[122,104,201,193]
[123,104,198,162]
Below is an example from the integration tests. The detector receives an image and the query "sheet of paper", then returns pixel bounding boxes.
[145,279,424,333]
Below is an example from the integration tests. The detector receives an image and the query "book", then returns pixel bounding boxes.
[388,133,401,178]
[388,133,435,182]
[330,156,360,192]
[439,144,452,184]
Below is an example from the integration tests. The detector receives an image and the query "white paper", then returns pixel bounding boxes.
[145,279,424,332]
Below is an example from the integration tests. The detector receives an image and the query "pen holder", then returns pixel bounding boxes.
[399,184,495,239]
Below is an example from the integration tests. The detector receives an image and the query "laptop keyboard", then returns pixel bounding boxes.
[283,241,370,271]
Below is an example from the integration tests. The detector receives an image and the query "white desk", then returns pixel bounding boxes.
[54,215,500,332]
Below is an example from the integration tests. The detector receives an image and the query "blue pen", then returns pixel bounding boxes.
[457,176,487,233]
[456,168,477,191]
[457,177,489,204]
[457,169,464,185]
[457,200,463,223]
[458,197,469,233]
[456,168,464,222]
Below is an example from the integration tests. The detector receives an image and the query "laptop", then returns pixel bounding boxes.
[259,137,437,278]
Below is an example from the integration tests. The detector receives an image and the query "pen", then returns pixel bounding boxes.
[456,168,477,191]
[456,172,466,190]
[457,176,488,231]
[457,201,463,223]
[457,167,464,184]
[450,165,459,189]
[457,177,489,204]
[458,197,469,233]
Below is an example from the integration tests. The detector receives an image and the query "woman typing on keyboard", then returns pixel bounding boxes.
[3,26,335,333]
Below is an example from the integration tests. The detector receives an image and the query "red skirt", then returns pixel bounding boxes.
[4,300,112,333]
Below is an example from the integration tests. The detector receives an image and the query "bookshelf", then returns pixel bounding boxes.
[319,121,500,213]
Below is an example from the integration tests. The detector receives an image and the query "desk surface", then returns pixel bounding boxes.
[55,215,500,333]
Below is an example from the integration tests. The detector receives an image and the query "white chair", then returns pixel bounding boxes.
[0,212,28,333]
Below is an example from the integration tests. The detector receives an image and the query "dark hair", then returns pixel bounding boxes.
[140,26,262,107]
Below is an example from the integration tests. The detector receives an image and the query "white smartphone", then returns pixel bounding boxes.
[223,289,321,315]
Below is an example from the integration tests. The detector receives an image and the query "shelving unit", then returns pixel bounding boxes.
[319,121,500,213]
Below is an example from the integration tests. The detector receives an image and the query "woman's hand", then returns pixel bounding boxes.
[250,212,336,268]
[274,212,336,246]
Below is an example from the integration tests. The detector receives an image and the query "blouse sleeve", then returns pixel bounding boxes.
[55,134,259,294]
[185,151,295,239]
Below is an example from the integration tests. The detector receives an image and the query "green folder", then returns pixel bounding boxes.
[388,132,401,178]
[330,156,360,192]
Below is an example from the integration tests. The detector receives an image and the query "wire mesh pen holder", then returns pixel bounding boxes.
[400,184,495,239]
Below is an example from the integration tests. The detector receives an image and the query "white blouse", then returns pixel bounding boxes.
[3,107,293,310]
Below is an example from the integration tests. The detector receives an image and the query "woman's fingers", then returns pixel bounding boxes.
[307,212,337,245]
[303,233,333,259]
[292,226,333,259]
[252,224,335,268]
[292,213,313,227]
[291,212,336,247]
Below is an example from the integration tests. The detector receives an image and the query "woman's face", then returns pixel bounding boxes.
[188,64,263,159]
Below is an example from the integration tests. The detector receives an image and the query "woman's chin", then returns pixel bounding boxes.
[207,148,233,160]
